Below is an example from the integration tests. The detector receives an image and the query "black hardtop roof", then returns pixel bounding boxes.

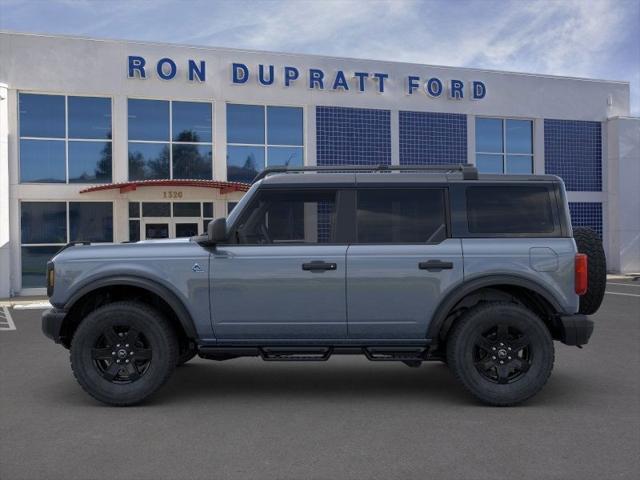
[255,165,562,187]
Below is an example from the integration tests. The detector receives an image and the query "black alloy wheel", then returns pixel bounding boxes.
[91,325,152,383]
[472,324,532,384]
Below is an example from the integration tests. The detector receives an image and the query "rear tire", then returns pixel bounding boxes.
[573,227,606,315]
[70,301,178,406]
[447,302,554,406]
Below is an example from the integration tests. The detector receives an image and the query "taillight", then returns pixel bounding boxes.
[46,261,55,297]
[575,253,588,295]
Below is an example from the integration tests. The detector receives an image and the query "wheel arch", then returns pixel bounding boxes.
[427,275,564,346]
[59,276,197,348]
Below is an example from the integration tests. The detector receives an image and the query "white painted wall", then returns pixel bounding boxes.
[0,83,10,297]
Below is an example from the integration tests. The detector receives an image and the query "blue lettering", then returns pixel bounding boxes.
[309,69,324,89]
[449,79,464,99]
[473,81,486,99]
[425,77,443,97]
[232,63,249,84]
[188,60,205,82]
[332,70,349,91]
[284,66,299,87]
[258,64,275,86]
[128,56,146,79]
[407,75,420,95]
[353,72,368,92]
[373,72,388,93]
[156,58,177,80]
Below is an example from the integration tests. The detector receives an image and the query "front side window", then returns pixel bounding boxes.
[466,186,555,234]
[356,189,447,243]
[19,93,112,183]
[227,104,304,183]
[20,202,113,288]
[234,190,336,244]
[476,118,533,174]
[128,99,213,180]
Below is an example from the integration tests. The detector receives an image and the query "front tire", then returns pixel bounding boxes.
[447,302,554,406]
[70,301,178,406]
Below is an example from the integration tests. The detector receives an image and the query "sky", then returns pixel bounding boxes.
[1,0,639,114]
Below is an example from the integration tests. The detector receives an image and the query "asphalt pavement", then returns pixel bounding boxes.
[1,279,639,480]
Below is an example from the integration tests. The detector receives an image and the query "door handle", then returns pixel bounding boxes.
[302,261,337,272]
[419,260,454,271]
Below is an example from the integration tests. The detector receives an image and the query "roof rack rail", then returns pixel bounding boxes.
[252,164,478,183]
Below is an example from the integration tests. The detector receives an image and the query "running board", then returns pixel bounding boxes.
[363,347,428,362]
[260,347,333,361]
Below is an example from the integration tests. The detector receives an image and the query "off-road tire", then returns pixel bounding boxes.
[70,301,178,406]
[447,302,554,406]
[573,227,606,315]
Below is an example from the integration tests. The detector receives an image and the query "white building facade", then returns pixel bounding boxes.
[0,32,638,296]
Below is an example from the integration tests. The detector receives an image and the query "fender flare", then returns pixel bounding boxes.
[426,274,564,342]
[63,275,197,338]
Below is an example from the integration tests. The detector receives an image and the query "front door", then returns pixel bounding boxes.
[210,188,348,340]
[346,188,464,339]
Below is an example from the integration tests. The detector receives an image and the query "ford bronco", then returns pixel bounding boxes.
[42,164,606,406]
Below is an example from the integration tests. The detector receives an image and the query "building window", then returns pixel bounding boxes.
[475,118,533,174]
[569,202,603,238]
[226,104,304,183]
[544,119,602,191]
[128,201,214,241]
[128,99,213,181]
[20,202,113,288]
[19,93,112,183]
[316,106,391,166]
[399,111,467,165]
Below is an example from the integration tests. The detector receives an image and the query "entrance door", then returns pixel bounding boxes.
[210,188,348,340]
[346,188,464,339]
[142,218,171,239]
[174,218,201,238]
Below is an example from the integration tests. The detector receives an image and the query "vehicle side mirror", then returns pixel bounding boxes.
[207,218,227,244]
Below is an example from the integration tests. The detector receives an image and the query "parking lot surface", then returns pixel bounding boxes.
[1,280,639,480]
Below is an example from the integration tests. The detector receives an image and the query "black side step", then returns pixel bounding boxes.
[363,347,428,362]
[260,347,333,361]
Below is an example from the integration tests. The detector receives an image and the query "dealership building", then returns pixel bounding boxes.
[0,31,638,296]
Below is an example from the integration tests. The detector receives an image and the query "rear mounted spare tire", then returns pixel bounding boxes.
[573,227,606,315]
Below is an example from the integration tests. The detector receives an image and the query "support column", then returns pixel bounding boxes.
[0,83,9,297]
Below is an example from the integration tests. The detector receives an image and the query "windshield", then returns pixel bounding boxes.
[226,182,260,229]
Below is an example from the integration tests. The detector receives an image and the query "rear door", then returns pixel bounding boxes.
[346,187,463,339]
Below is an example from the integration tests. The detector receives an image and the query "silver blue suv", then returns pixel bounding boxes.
[42,164,606,406]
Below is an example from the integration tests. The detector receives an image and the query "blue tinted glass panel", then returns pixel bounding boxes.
[68,141,112,183]
[316,106,391,166]
[129,220,140,242]
[172,144,212,179]
[129,202,140,218]
[173,203,201,217]
[227,104,264,144]
[128,142,170,180]
[227,146,265,183]
[476,118,503,153]
[569,202,603,237]
[506,155,533,174]
[172,102,212,143]
[19,93,65,138]
[267,146,303,167]
[203,202,213,218]
[21,202,67,244]
[128,99,169,141]
[22,246,62,288]
[68,96,112,139]
[476,154,503,173]
[69,202,113,242]
[544,119,602,191]
[399,111,467,165]
[267,106,303,145]
[506,120,532,154]
[20,139,66,183]
[142,203,171,217]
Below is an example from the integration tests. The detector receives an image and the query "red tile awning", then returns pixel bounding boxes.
[79,179,251,194]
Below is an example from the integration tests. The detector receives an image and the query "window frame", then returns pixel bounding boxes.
[226,103,306,182]
[18,92,114,184]
[353,187,450,245]
[128,201,214,241]
[475,116,534,174]
[127,98,214,181]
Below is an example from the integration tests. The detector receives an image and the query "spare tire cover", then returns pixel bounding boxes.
[573,227,606,315]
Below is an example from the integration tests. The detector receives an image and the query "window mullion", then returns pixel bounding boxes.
[169,101,173,179]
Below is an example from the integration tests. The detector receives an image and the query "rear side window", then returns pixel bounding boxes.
[356,189,447,243]
[466,186,555,234]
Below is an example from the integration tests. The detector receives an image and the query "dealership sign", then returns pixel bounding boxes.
[127,56,486,100]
